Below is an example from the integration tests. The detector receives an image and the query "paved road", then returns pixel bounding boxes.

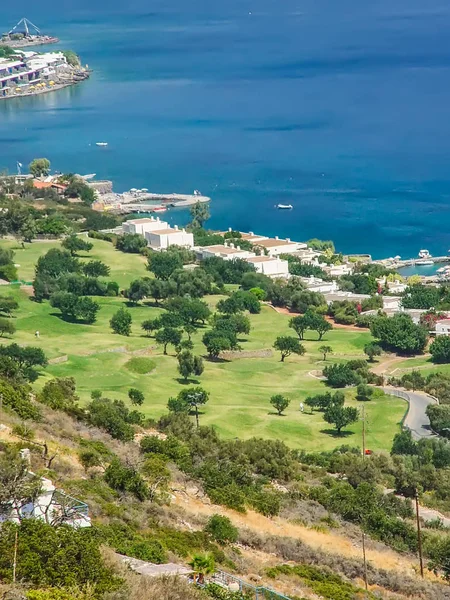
[382,387,437,440]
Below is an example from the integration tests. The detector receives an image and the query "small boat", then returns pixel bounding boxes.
[194,189,202,196]
[152,207,167,213]
[276,204,293,210]
[418,249,431,258]
[95,142,108,147]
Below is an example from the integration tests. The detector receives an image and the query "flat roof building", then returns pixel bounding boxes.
[245,256,289,278]
[218,228,269,243]
[253,237,307,257]
[145,226,194,250]
[122,217,169,236]
[197,244,256,261]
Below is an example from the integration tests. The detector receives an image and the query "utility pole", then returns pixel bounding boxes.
[415,489,424,578]
[12,529,18,583]
[361,405,368,592]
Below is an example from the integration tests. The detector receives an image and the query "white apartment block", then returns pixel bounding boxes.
[122,217,169,235]
[245,256,289,278]
[197,244,255,261]
[145,226,194,250]
[253,236,307,257]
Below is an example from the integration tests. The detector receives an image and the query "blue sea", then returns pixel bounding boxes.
[1,0,450,259]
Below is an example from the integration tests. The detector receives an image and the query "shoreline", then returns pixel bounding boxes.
[0,37,59,49]
[0,71,90,101]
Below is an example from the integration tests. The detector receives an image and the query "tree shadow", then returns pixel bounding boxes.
[202,354,230,363]
[143,300,162,308]
[49,311,94,325]
[175,377,201,385]
[320,428,355,438]
[267,411,286,416]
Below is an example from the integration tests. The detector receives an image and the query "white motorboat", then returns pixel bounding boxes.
[95,142,108,147]
[418,249,431,258]
[277,204,293,210]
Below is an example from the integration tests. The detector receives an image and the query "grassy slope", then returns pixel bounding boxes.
[0,238,406,451]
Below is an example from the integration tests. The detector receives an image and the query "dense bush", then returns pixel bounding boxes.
[431,336,450,364]
[87,397,143,442]
[0,520,120,595]
[204,515,239,544]
[0,376,41,421]
[370,313,428,355]
[116,233,147,253]
[104,458,149,500]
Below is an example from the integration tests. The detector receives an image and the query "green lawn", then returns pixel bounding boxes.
[0,239,407,452]
[393,356,450,379]
[2,237,148,288]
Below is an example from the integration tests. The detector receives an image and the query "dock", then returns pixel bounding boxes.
[95,189,211,214]
[376,256,450,269]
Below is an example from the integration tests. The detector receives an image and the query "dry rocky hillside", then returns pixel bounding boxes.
[1,394,450,600]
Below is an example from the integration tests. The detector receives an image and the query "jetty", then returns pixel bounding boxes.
[92,186,211,214]
[1,18,59,49]
[376,256,450,269]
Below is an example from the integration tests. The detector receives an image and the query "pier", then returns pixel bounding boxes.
[95,189,211,214]
[376,255,450,269]
[121,192,211,205]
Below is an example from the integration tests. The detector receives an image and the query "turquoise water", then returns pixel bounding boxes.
[1,1,450,258]
[398,262,448,277]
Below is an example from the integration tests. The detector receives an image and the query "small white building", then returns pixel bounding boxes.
[122,217,169,235]
[383,296,402,314]
[435,319,450,336]
[245,256,289,278]
[398,308,428,324]
[145,226,194,250]
[197,244,256,261]
[377,277,407,295]
[290,248,322,264]
[1,450,90,528]
[302,276,338,294]
[219,229,268,244]
[386,280,407,294]
[323,291,371,306]
[253,237,307,257]
[323,264,354,277]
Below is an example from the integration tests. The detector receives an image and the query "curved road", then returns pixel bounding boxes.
[382,387,437,440]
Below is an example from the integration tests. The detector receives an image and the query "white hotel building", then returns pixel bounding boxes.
[0,52,67,97]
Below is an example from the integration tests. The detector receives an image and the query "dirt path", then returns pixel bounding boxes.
[173,493,418,575]
[372,354,431,376]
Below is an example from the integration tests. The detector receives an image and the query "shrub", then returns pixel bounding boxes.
[0,520,119,593]
[110,307,132,336]
[204,515,238,545]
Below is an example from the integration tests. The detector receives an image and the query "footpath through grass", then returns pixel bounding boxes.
[0,238,406,451]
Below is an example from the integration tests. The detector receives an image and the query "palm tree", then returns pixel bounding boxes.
[188,552,215,585]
